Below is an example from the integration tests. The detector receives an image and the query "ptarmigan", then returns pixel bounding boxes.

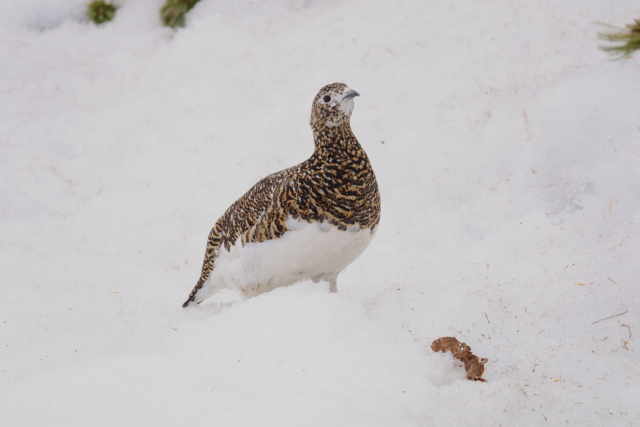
[182,82,380,307]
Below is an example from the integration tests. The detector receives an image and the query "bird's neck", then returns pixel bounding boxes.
[311,122,364,161]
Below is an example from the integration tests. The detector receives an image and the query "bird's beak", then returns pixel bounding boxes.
[342,88,360,101]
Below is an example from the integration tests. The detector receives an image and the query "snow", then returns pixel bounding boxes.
[1,0,639,425]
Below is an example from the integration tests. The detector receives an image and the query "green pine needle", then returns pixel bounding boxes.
[87,1,117,25]
[598,19,640,58]
[161,0,201,28]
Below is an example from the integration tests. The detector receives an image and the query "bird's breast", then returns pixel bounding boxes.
[211,217,376,296]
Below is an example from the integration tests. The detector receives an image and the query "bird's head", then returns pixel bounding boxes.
[310,83,359,130]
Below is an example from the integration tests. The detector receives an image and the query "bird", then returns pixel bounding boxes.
[182,82,381,307]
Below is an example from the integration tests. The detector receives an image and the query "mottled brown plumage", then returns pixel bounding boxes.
[183,83,380,307]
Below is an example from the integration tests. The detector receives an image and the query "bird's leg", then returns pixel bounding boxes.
[327,274,338,293]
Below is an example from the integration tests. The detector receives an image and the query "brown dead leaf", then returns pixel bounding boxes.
[431,337,488,382]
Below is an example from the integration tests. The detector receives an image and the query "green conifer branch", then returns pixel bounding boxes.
[161,0,201,28]
[598,19,640,57]
[87,1,117,25]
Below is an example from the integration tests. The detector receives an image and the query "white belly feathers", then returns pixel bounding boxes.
[193,217,376,302]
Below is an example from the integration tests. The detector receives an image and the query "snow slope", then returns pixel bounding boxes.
[1,0,639,425]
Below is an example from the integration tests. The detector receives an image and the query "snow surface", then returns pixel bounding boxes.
[1,0,639,425]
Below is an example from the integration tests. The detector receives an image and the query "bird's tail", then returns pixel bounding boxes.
[182,280,203,308]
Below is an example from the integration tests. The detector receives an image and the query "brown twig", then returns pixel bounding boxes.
[592,310,628,324]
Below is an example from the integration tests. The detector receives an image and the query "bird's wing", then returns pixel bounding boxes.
[183,167,296,306]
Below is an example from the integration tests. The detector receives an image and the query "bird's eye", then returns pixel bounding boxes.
[323,95,331,103]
